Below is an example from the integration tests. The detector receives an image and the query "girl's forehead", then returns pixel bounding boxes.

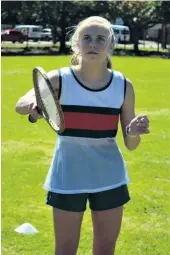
[79,24,110,37]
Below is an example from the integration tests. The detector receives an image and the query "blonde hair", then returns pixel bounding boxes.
[70,16,115,68]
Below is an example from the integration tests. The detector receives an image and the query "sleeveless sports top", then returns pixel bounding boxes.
[43,67,130,194]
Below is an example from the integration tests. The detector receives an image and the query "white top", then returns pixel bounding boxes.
[43,67,129,194]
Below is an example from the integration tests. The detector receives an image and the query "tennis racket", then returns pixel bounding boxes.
[28,66,65,133]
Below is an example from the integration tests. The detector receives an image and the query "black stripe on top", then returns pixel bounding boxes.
[59,129,118,138]
[61,105,120,115]
[70,67,114,92]
[58,69,62,100]
[124,77,127,99]
[120,76,127,114]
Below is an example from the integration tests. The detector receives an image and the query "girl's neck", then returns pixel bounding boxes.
[71,62,112,90]
[73,61,110,84]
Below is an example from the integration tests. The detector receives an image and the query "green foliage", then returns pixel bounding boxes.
[116,1,161,29]
[2,1,170,29]
[1,1,22,25]
[157,1,170,23]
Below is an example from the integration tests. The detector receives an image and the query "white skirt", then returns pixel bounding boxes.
[43,136,129,194]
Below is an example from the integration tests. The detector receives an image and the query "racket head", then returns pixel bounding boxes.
[32,66,65,133]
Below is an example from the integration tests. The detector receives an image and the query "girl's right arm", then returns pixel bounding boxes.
[15,88,36,115]
[15,70,60,118]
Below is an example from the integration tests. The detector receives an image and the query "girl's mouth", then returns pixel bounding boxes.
[87,51,98,54]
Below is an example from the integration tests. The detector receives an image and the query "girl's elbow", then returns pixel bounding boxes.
[125,144,138,151]
[15,102,21,113]
[15,104,24,115]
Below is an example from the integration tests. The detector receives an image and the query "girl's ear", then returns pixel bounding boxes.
[109,43,114,55]
[112,42,115,50]
[76,40,80,53]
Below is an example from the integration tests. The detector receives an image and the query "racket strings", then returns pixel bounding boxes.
[37,74,62,131]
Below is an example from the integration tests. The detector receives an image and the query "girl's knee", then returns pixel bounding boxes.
[93,240,117,255]
[55,248,77,255]
[55,242,79,255]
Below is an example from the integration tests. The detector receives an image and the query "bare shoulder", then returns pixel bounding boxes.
[126,78,134,93]
[47,69,60,91]
[124,78,135,105]
[120,77,136,134]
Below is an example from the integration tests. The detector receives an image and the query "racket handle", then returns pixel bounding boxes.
[28,114,37,123]
[28,107,41,123]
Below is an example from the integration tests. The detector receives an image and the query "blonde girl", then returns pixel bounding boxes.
[16,16,150,255]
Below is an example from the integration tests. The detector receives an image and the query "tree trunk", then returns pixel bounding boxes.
[132,26,139,54]
[59,27,66,53]
[52,24,58,45]
[134,39,139,53]
[162,23,167,49]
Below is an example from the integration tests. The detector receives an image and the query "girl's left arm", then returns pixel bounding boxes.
[120,79,150,151]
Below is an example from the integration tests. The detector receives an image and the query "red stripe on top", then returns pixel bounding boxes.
[64,112,119,130]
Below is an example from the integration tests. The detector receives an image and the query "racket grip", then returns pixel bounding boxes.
[28,114,37,123]
[28,107,41,123]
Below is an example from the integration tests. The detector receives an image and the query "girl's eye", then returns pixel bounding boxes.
[84,36,90,41]
[98,37,105,42]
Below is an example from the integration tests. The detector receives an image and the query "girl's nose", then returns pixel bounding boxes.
[89,41,96,49]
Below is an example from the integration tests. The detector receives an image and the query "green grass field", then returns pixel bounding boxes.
[1,56,170,255]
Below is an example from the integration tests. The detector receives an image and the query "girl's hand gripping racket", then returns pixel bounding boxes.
[28,67,65,133]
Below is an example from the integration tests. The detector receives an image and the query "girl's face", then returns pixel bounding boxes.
[78,24,112,64]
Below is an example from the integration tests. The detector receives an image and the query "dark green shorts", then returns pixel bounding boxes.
[46,185,130,212]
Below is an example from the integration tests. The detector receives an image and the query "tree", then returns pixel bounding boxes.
[156,2,170,48]
[23,1,118,52]
[1,1,42,25]
[2,1,168,53]
[1,1,22,26]
[157,1,170,24]
[116,1,162,53]
[21,1,94,52]
[1,1,120,53]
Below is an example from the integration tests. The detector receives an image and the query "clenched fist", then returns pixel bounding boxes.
[126,115,150,137]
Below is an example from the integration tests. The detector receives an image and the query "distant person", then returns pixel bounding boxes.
[16,16,150,255]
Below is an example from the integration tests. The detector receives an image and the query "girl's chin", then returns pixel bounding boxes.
[84,55,100,61]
